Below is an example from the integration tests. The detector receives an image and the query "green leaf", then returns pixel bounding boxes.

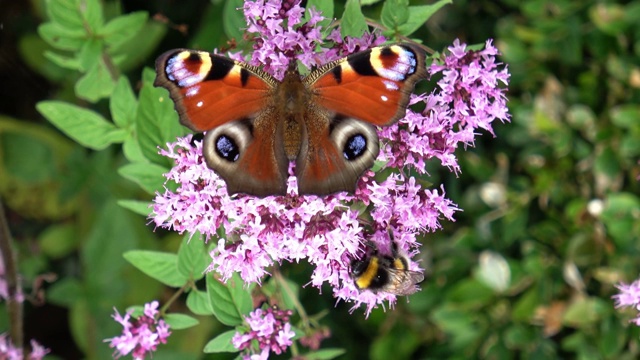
[223,0,246,41]
[361,0,383,4]
[177,233,209,281]
[164,313,200,330]
[81,201,141,297]
[304,348,347,360]
[229,273,253,317]
[109,21,167,72]
[111,77,138,128]
[36,101,125,150]
[43,50,80,70]
[78,38,103,71]
[117,199,152,216]
[122,134,147,163]
[381,0,409,32]
[1,132,55,183]
[39,223,78,259]
[47,278,84,307]
[101,11,148,48]
[397,1,452,36]
[136,68,186,165]
[206,273,249,326]
[123,250,187,287]
[203,330,239,353]
[341,0,368,38]
[563,297,608,328]
[38,22,86,51]
[82,0,104,32]
[75,60,117,102]
[186,290,214,315]
[46,0,84,30]
[118,162,168,195]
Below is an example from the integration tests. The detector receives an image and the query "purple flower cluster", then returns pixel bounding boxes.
[0,334,48,360]
[232,307,295,359]
[379,39,511,174]
[106,301,171,359]
[151,0,510,315]
[613,280,640,325]
[236,0,384,79]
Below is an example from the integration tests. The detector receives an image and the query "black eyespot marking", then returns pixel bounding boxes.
[215,135,240,162]
[187,52,201,61]
[343,134,367,160]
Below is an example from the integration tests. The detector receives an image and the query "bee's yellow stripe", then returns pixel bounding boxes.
[355,257,379,289]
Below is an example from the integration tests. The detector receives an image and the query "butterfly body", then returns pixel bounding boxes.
[155,44,427,197]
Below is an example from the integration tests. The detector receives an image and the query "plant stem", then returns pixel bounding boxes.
[0,200,23,349]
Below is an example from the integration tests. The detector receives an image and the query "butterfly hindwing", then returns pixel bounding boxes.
[307,43,428,126]
[295,111,379,195]
[154,50,277,132]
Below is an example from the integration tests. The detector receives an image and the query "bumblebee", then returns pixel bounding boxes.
[350,241,424,296]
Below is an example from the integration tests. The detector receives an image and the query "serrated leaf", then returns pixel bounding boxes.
[203,330,239,353]
[136,68,186,166]
[341,0,368,38]
[177,233,209,281]
[397,1,452,36]
[164,313,200,330]
[75,60,117,102]
[36,101,125,150]
[223,0,245,41]
[111,77,138,128]
[102,11,148,48]
[123,250,187,287]
[118,162,168,195]
[207,273,247,326]
[381,0,409,32]
[187,290,214,315]
[117,199,152,216]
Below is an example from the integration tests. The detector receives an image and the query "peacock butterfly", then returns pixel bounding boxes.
[154,43,427,197]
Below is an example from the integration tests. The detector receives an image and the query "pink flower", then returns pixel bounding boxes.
[0,333,49,360]
[105,301,171,359]
[233,307,295,358]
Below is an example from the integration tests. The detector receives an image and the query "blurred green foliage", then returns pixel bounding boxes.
[0,0,639,359]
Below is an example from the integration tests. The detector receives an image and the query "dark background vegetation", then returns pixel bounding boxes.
[1,0,639,359]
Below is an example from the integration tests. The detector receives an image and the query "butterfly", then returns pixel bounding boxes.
[154,43,427,197]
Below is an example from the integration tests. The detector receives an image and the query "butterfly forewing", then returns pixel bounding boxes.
[155,50,276,132]
[307,43,428,126]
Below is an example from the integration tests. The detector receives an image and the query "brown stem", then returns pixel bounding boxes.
[0,200,23,348]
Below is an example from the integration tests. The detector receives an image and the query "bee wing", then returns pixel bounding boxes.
[384,268,425,296]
